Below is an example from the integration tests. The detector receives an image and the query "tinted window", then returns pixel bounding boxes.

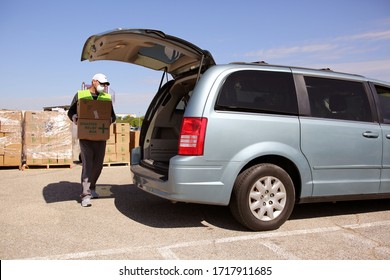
[305,76,372,122]
[216,70,298,115]
[374,85,390,124]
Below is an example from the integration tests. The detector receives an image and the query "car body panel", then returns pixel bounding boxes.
[300,118,382,195]
[381,123,390,193]
[368,81,390,194]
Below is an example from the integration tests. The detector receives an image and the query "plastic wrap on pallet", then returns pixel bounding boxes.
[23,111,73,165]
[0,110,23,134]
[0,110,23,166]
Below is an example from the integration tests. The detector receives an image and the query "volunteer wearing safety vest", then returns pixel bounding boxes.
[67,73,116,207]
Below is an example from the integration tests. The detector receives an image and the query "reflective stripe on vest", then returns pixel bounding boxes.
[77,90,112,101]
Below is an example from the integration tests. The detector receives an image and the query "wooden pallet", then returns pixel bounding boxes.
[0,165,23,170]
[21,163,73,170]
[103,162,130,167]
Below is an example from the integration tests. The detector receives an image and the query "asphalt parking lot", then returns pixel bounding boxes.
[1,164,390,260]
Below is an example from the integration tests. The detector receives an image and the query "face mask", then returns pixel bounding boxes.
[96,84,105,93]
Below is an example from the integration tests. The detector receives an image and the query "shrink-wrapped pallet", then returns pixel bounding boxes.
[0,110,23,166]
[23,111,72,166]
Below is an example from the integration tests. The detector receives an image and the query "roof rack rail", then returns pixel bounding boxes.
[320,68,333,71]
[229,61,269,65]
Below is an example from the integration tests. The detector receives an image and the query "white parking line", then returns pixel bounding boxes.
[261,241,300,260]
[26,245,158,260]
[24,220,390,260]
[342,232,379,248]
[157,220,390,260]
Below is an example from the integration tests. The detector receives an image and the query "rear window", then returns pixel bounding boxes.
[215,70,298,115]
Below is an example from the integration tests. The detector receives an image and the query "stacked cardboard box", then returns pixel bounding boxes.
[115,123,130,163]
[0,110,23,166]
[130,130,140,150]
[104,123,131,163]
[1,106,140,168]
[24,111,72,165]
[104,125,117,162]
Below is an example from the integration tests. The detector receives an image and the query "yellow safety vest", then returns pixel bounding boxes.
[77,90,112,101]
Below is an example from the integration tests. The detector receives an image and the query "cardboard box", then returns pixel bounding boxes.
[0,110,23,123]
[4,153,20,166]
[77,99,112,120]
[107,129,116,144]
[105,143,116,153]
[0,110,23,133]
[114,123,129,134]
[24,111,56,123]
[116,153,130,163]
[77,119,111,141]
[116,133,130,144]
[115,143,129,154]
[57,157,72,165]
[104,153,117,163]
[5,143,22,153]
[24,111,44,123]
[130,131,140,149]
[42,158,58,164]
[24,132,41,145]
[107,136,116,144]
[26,158,42,165]
[77,99,112,141]
[0,122,21,133]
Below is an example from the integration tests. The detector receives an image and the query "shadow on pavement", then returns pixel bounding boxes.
[42,181,81,203]
[42,182,246,231]
[111,184,246,231]
[290,198,390,220]
[43,182,390,231]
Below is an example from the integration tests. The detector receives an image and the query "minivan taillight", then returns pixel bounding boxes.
[178,117,208,156]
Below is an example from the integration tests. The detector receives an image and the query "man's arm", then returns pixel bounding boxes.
[67,93,78,121]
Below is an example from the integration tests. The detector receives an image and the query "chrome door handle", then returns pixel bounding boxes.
[362,131,379,138]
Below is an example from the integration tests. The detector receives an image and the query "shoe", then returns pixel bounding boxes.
[81,196,92,207]
[91,190,99,199]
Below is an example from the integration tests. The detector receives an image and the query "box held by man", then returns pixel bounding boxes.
[77,99,112,141]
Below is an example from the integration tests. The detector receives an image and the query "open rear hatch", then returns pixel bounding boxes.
[81,29,215,176]
[81,28,215,78]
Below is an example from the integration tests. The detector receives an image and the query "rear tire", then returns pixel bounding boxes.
[230,163,295,231]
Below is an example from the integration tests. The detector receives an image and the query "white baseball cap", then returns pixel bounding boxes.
[92,73,110,85]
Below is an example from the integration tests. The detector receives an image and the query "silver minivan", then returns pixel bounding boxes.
[82,29,390,231]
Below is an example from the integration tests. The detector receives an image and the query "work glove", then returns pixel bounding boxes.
[72,114,78,125]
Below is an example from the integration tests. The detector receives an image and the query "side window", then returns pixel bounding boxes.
[374,85,390,124]
[305,76,372,122]
[215,70,298,115]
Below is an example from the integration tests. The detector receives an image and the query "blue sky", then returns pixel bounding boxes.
[1,0,390,115]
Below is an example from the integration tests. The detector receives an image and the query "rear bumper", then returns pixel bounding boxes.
[131,159,235,205]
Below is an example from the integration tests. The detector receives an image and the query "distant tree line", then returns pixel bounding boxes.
[116,115,144,128]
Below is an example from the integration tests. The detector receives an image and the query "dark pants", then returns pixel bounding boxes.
[79,139,106,195]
